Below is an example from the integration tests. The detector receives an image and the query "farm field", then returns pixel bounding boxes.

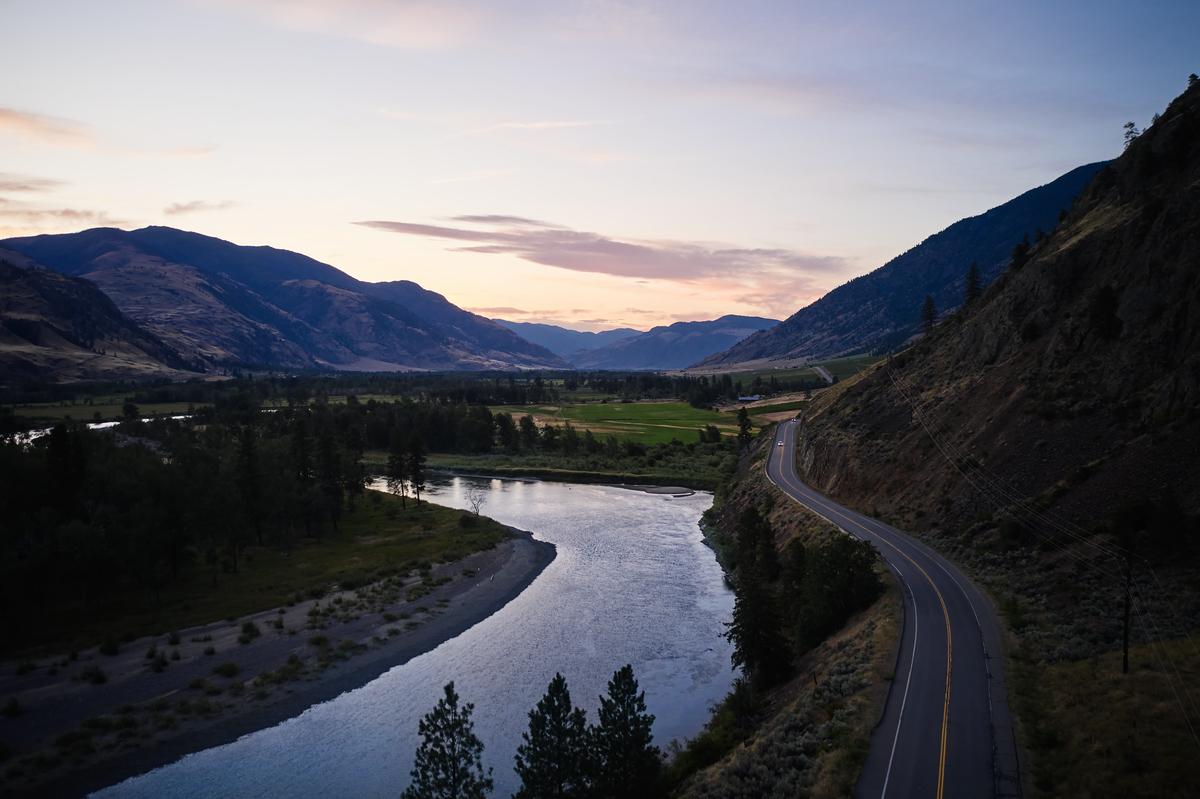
[487,400,741,444]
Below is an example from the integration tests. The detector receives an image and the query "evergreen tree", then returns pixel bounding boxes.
[725,565,791,687]
[1010,235,1032,270]
[315,421,343,533]
[591,666,660,798]
[402,682,493,799]
[736,407,752,450]
[920,294,937,334]
[1123,120,1141,149]
[386,429,409,508]
[518,415,538,451]
[964,262,981,306]
[408,434,427,505]
[235,425,264,545]
[734,507,779,579]
[514,674,591,799]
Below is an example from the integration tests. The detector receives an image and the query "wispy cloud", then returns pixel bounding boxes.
[0,108,91,146]
[357,216,844,282]
[163,199,236,215]
[428,168,516,185]
[466,120,600,135]
[0,172,64,192]
[357,214,846,319]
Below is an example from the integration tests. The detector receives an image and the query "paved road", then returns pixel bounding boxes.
[766,419,1022,798]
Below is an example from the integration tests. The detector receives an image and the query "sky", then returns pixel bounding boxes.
[1,1,1196,331]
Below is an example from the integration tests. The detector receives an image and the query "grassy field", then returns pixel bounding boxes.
[487,400,741,445]
[718,354,882,384]
[15,490,509,656]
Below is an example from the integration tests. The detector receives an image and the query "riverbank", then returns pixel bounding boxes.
[1,528,555,797]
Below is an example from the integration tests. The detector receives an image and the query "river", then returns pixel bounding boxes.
[95,476,737,797]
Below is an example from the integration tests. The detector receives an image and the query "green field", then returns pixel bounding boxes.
[720,354,882,384]
[487,400,741,444]
[736,399,807,417]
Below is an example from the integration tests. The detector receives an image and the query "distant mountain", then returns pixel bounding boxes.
[495,320,642,360]
[572,315,778,371]
[0,251,194,384]
[0,227,569,373]
[697,161,1107,368]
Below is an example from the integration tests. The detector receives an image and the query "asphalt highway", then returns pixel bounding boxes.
[766,419,1022,798]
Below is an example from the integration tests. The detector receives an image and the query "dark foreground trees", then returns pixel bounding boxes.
[402,682,493,799]
[405,668,662,799]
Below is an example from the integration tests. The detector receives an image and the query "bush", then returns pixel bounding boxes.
[2,698,21,718]
[167,631,181,646]
[15,660,35,676]
[203,646,216,656]
[212,662,240,678]
[98,639,120,656]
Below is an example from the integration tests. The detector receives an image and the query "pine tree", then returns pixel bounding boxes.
[386,429,409,509]
[964,262,981,306]
[591,665,660,798]
[408,434,427,505]
[736,407,752,450]
[514,674,591,799]
[235,425,263,545]
[402,682,493,799]
[724,565,791,687]
[921,294,937,334]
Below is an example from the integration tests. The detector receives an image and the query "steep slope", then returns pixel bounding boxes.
[0,227,568,372]
[573,315,778,370]
[0,252,195,383]
[792,81,1200,796]
[493,320,642,360]
[699,161,1106,368]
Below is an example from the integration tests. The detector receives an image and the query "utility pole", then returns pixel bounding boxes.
[1122,556,1132,675]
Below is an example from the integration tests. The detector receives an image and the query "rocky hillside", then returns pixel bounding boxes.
[698,162,1106,368]
[573,315,777,371]
[792,80,1200,797]
[0,253,194,384]
[0,227,568,373]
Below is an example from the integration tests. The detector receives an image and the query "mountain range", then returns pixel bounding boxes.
[697,161,1107,369]
[494,320,642,361]
[0,227,568,379]
[569,315,778,370]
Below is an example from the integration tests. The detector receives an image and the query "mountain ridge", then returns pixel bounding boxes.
[697,161,1108,368]
[1,227,569,374]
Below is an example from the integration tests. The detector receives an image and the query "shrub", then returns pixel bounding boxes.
[167,631,181,645]
[149,653,169,673]
[15,661,35,676]
[308,635,330,649]
[2,698,21,718]
[203,646,216,656]
[98,639,120,656]
[212,662,240,679]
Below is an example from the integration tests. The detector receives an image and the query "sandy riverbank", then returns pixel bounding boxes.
[1,529,555,798]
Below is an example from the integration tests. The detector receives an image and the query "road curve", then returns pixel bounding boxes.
[766,419,1022,798]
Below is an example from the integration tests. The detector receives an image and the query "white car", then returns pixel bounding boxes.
[777,441,784,446]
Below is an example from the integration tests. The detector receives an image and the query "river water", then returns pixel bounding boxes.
[96,476,736,798]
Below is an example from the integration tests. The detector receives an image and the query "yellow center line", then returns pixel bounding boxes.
[767,425,953,797]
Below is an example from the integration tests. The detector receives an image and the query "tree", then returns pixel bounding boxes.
[1123,121,1141,149]
[736,407,752,450]
[514,674,591,799]
[408,434,427,505]
[921,294,937,334]
[1010,234,1032,270]
[386,429,410,508]
[1190,73,1199,88]
[724,565,791,687]
[734,507,779,579]
[964,262,981,306]
[465,482,487,516]
[518,415,538,451]
[402,682,493,799]
[591,666,661,798]
[235,426,264,545]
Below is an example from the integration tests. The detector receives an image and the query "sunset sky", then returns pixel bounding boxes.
[2,1,1196,330]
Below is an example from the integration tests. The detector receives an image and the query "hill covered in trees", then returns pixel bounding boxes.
[697,161,1106,368]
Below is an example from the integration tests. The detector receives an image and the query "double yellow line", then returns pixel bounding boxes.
[768,424,953,797]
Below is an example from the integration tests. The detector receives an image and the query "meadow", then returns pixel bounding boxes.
[487,400,741,445]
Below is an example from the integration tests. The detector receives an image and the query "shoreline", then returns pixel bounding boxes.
[16,529,556,799]
[431,465,712,492]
